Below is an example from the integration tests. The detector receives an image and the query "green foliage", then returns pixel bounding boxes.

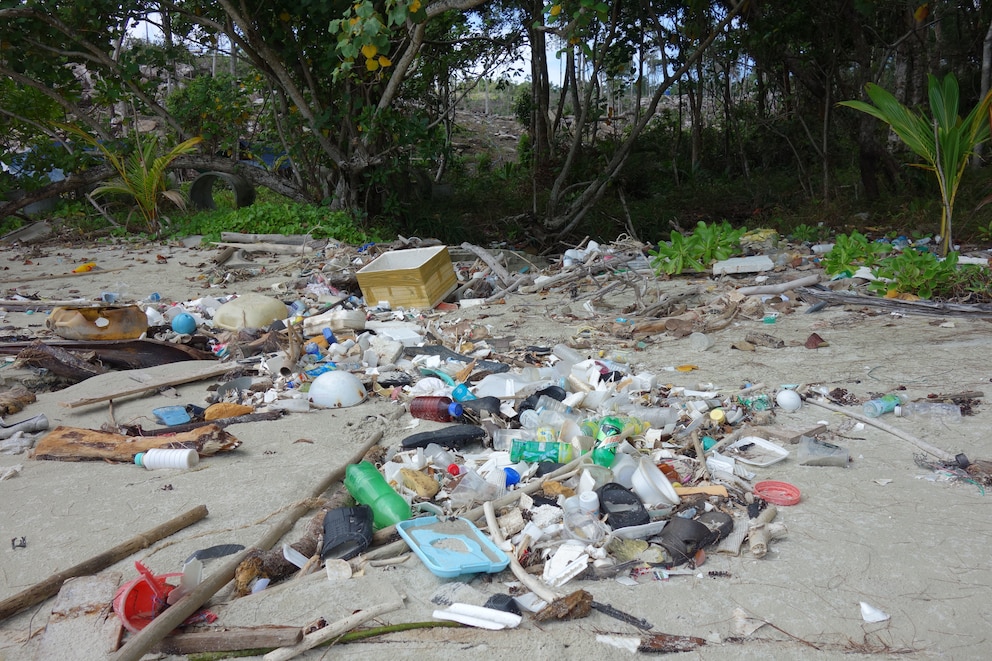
[789,223,828,243]
[867,250,992,300]
[165,74,256,154]
[839,73,992,256]
[821,231,890,276]
[649,221,746,275]
[174,201,387,244]
[56,123,202,234]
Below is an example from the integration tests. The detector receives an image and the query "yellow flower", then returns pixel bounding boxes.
[410,0,421,11]
[365,58,380,71]
[361,43,378,59]
[378,55,392,67]
[550,4,561,16]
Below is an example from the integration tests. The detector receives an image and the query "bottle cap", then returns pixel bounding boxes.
[709,408,726,423]
[134,452,145,467]
[894,406,904,417]
[448,402,464,418]
[503,467,520,486]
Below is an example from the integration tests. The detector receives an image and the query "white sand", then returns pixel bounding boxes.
[2,239,991,660]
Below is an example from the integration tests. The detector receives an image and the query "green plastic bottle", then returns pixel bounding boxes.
[344,462,412,530]
[509,439,574,463]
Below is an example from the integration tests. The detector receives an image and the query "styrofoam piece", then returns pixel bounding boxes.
[542,543,590,588]
[712,255,774,276]
[432,603,522,630]
[511,592,548,613]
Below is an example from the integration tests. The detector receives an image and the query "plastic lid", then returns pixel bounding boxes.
[753,480,801,506]
[894,406,904,417]
[134,452,145,467]
[448,402,464,418]
[503,467,520,487]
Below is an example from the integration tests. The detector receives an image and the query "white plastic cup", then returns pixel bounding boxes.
[689,332,713,352]
[135,448,199,470]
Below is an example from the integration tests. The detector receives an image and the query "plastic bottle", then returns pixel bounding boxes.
[134,448,199,470]
[451,383,478,402]
[509,439,574,463]
[863,393,908,418]
[344,461,412,530]
[553,343,585,364]
[409,396,463,422]
[895,401,962,423]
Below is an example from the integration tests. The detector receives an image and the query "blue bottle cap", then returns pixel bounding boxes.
[503,467,520,487]
[448,402,464,418]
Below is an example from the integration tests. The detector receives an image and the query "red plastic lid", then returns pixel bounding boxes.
[754,480,801,506]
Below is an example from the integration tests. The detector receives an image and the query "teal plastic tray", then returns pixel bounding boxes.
[396,516,509,578]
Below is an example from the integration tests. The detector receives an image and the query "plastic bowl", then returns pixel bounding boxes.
[308,370,367,408]
[630,456,680,507]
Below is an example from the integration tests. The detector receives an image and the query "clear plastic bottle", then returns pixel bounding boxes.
[552,343,585,364]
[863,393,908,418]
[409,396,463,422]
[895,401,961,423]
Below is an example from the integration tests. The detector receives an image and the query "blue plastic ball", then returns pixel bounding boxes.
[171,313,197,335]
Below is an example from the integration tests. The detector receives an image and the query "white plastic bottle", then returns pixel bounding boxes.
[135,448,199,470]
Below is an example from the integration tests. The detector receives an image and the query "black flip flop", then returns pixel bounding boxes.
[321,505,374,561]
[596,482,650,529]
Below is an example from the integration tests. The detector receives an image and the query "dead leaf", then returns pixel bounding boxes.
[534,589,592,621]
[731,341,755,351]
[804,333,827,349]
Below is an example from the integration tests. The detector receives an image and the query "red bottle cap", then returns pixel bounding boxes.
[447,463,460,476]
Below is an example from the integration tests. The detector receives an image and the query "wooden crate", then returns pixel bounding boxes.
[357,246,457,309]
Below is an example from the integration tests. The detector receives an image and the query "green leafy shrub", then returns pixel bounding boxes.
[867,250,992,300]
[821,231,891,276]
[649,220,746,275]
[175,202,388,244]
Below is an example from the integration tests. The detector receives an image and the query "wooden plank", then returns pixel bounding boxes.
[156,626,303,654]
[60,362,234,409]
[674,485,729,497]
[33,425,240,462]
[34,573,125,661]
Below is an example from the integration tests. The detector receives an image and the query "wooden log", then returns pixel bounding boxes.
[220,232,316,246]
[107,431,386,661]
[0,506,207,623]
[60,362,234,408]
[156,626,303,654]
[33,424,241,462]
[15,341,107,381]
[211,242,315,255]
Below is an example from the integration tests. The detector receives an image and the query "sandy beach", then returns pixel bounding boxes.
[1,237,991,660]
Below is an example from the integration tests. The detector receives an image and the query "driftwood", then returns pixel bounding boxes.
[797,285,992,318]
[33,424,241,461]
[736,274,820,296]
[0,505,207,622]
[132,411,284,436]
[0,339,217,369]
[0,383,37,416]
[220,232,317,246]
[107,430,386,661]
[460,242,515,288]
[156,626,303,655]
[15,341,107,381]
[212,242,315,256]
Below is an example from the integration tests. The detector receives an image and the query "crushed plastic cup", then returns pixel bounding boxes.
[688,332,713,351]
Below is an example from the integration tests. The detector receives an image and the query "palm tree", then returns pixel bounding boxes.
[839,73,992,256]
[58,123,202,234]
